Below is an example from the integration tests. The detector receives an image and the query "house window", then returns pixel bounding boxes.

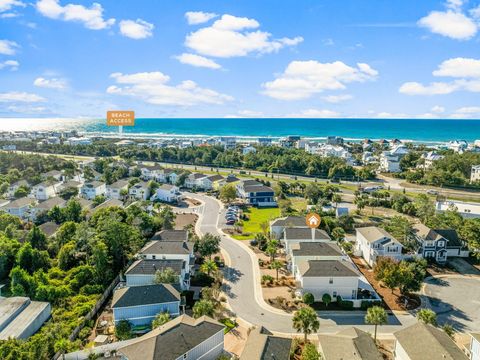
[333,291,337,297]
[438,241,444,247]
[183,354,187,359]
[329,278,333,284]
[152,255,156,260]
[425,241,435,247]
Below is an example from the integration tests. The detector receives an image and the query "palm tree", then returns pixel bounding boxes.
[292,306,320,342]
[364,306,387,342]
[266,239,279,261]
[193,299,215,318]
[200,259,218,277]
[270,260,283,280]
[152,312,170,328]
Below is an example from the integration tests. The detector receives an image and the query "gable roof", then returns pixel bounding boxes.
[356,227,396,243]
[413,224,462,248]
[284,227,331,241]
[35,197,66,210]
[298,260,359,278]
[116,315,224,360]
[38,221,60,237]
[291,242,343,257]
[243,184,274,193]
[319,327,383,360]
[112,284,180,308]
[4,197,36,208]
[271,216,308,228]
[125,259,183,276]
[394,323,468,360]
[206,174,224,182]
[240,327,292,360]
[140,240,193,255]
[108,179,129,189]
[151,230,188,242]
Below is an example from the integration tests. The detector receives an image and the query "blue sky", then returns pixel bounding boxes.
[0,0,480,119]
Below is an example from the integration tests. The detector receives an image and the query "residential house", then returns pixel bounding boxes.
[29,197,66,222]
[112,284,181,327]
[140,164,163,181]
[30,180,61,200]
[419,151,444,170]
[125,258,189,290]
[185,173,208,189]
[67,137,92,146]
[129,181,151,201]
[355,227,403,266]
[470,333,480,360]
[447,140,468,153]
[379,145,409,173]
[236,180,276,207]
[106,179,129,200]
[80,181,106,200]
[218,136,236,149]
[38,222,60,238]
[283,227,331,253]
[393,323,467,360]
[257,137,273,146]
[242,145,257,155]
[471,165,480,183]
[0,197,36,219]
[94,198,124,211]
[64,315,224,360]
[326,136,344,146]
[42,170,63,182]
[289,242,347,276]
[436,200,480,219]
[411,224,467,263]
[318,327,383,360]
[270,216,308,239]
[151,230,189,242]
[7,180,29,199]
[295,260,361,301]
[213,174,240,191]
[152,184,182,203]
[240,326,293,360]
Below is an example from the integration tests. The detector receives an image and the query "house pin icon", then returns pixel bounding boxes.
[306,213,321,228]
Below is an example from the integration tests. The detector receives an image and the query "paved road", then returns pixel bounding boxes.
[187,192,417,335]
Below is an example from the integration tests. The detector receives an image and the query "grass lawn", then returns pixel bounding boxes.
[232,207,281,240]
[290,197,308,212]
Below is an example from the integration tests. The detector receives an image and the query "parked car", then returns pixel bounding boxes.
[426,189,439,195]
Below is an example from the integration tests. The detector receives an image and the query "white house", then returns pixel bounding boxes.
[355,227,403,267]
[106,179,129,200]
[7,180,29,199]
[129,181,151,200]
[447,140,468,153]
[30,181,61,201]
[184,173,208,189]
[29,196,66,221]
[152,184,182,203]
[283,227,331,253]
[289,242,347,276]
[295,260,361,301]
[471,165,480,183]
[436,200,480,219]
[242,145,257,155]
[140,164,163,181]
[393,323,467,360]
[67,137,92,146]
[419,151,444,170]
[0,197,36,219]
[80,181,106,200]
[379,152,401,173]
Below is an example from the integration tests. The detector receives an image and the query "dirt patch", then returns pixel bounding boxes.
[351,256,419,311]
[185,197,201,207]
[174,213,198,230]
[426,263,458,277]
[224,323,249,358]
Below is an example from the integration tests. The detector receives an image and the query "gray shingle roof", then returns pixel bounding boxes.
[243,185,274,193]
[356,227,396,243]
[271,216,307,228]
[284,227,331,241]
[291,242,343,257]
[35,197,66,210]
[394,323,468,360]
[112,284,180,308]
[298,260,359,278]
[4,197,36,208]
[240,327,292,360]
[319,327,383,360]
[140,240,193,255]
[125,259,183,276]
[151,230,188,242]
[108,180,129,189]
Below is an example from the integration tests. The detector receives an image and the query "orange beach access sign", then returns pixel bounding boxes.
[107,111,135,126]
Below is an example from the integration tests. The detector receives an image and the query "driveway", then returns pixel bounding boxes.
[423,275,480,332]
[187,192,416,335]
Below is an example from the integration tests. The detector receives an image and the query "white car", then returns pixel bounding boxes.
[426,189,439,195]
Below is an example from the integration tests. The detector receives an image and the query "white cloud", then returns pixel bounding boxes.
[36,0,115,30]
[0,0,25,12]
[119,19,154,39]
[399,81,459,95]
[185,11,217,25]
[400,57,480,96]
[0,60,19,71]
[431,105,445,113]
[433,57,480,78]
[289,109,340,118]
[238,109,263,117]
[185,14,303,58]
[322,94,352,103]
[262,60,378,100]
[0,39,19,55]
[34,77,67,89]
[0,91,46,102]
[418,0,479,40]
[175,53,221,69]
[106,71,233,106]
[375,112,408,118]
[455,106,480,114]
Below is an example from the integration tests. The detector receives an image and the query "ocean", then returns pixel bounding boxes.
[0,118,479,143]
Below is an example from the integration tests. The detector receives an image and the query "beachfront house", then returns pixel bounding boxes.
[236,180,276,207]
[106,179,129,200]
[355,227,403,267]
[112,284,181,327]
